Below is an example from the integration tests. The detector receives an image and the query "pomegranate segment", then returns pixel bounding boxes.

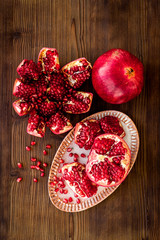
[61,57,92,89]
[63,91,93,114]
[17,59,40,80]
[100,116,125,137]
[13,99,32,116]
[38,99,57,116]
[74,119,101,150]
[62,162,97,198]
[47,112,73,134]
[27,111,45,137]
[38,48,60,74]
[86,134,131,187]
[13,78,36,100]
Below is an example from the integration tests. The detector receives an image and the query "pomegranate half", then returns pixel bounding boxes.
[86,133,131,187]
[92,48,144,104]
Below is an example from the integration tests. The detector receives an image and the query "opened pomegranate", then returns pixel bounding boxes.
[47,112,73,134]
[86,134,131,187]
[63,91,93,114]
[92,48,144,104]
[13,99,32,116]
[61,58,92,89]
[13,47,93,137]
[100,116,125,137]
[27,111,45,137]
[62,162,97,198]
[74,119,101,150]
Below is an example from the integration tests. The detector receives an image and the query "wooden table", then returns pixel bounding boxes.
[1,0,159,239]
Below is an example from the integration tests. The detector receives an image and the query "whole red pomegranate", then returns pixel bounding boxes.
[92,49,144,104]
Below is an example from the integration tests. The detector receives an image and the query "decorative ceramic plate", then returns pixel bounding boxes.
[48,110,139,212]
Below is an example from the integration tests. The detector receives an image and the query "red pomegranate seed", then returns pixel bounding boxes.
[59,177,63,181]
[17,177,22,182]
[46,144,51,149]
[60,159,64,163]
[74,193,78,198]
[37,161,41,166]
[17,163,23,168]
[40,168,44,172]
[74,153,79,158]
[31,141,36,146]
[60,189,64,194]
[81,153,86,158]
[55,188,59,192]
[26,146,31,151]
[31,157,37,162]
[67,148,72,152]
[43,150,47,155]
[63,198,68,203]
[69,153,73,157]
[33,178,38,182]
[68,197,73,202]
[43,162,48,167]
[58,169,62,173]
[50,182,55,186]
[53,176,58,181]
[74,158,78,162]
[76,198,81,204]
[36,166,40,170]
[63,189,68,194]
[41,172,45,177]
[30,165,36,169]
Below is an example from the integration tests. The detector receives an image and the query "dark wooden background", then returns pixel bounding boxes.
[0,0,159,239]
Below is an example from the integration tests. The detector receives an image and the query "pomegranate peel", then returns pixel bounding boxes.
[86,133,131,187]
[13,99,32,116]
[27,111,46,138]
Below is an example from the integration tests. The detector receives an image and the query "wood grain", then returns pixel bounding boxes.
[0,0,159,239]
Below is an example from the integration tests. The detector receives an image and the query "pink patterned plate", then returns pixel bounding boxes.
[48,110,139,212]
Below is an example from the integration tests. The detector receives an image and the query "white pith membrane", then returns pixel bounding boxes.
[27,120,45,137]
[38,48,59,72]
[61,58,92,87]
[62,163,89,198]
[13,100,28,115]
[87,134,131,186]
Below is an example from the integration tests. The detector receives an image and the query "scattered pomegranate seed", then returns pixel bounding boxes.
[17,163,23,168]
[76,198,81,204]
[50,182,55,186]
[40,168,44,172]
[26,146,31,151]
[74,193,78,198]
[46,144,51,149]
[31,157,37,162]
[74,153,79,158]
[55,188,59,192]
[33,178,38,182]
[30,165,36,169]
[41,172,45,177]
[43,150,47,155]
[37,161,41,166]
[43,162,48,167]
[53,176,58,181]
[58,169,62,173]
[63,198,68,203]
[17,177,22,182]
[67,148,72,152]
[63,189,68,194]
[74,158,78,162]
[68,197,73,202]
[60,189,64,194]
[59,177,63,181]
[36,166,40,170]
[31,141,36,146]
[60,159,64,163]
[69,153,73,157]
[81,153,86,158]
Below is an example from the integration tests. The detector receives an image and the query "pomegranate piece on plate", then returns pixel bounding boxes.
[17,59,40,80]
[13,78,36,100]
[47,112,73,134]
[61,57,92,89]
[38,99,57,116]
[47,73,67,101]
[38,48,60,74]
[13,99,32,116]
[74,119,101,150]
[27,111,45,137]
[63,91,93,114]
[86,134,131,187]
[100,116,125,137]
[62,162,97,198]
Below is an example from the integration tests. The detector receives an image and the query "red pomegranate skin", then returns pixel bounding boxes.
[92,49,144,104]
